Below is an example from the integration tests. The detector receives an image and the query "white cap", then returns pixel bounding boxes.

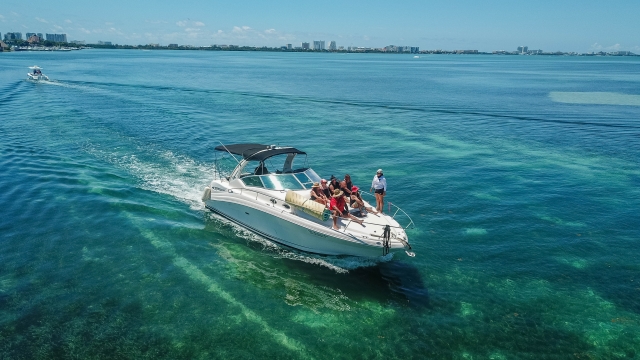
[377,169,383,173]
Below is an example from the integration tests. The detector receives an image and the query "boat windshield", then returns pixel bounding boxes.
[240,169,321,190]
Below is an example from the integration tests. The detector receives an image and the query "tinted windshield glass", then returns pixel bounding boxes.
[260,174,304,190]
[241,176,264,188]
[304,169,321,183]
[294,173,314,189]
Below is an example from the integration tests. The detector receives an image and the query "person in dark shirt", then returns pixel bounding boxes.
[350,186,379,216]
[320,179,332,198]
[329,175,340,193]
[339,180,352,200]
[344,174,353,193]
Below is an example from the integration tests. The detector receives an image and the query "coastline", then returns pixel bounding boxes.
[4,44,638,57]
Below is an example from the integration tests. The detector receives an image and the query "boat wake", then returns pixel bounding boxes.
[85,145,212,211]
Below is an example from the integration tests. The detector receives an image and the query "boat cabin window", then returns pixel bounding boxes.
[241,176,264,188]
[293,170,321,188]
[261,174,305,190]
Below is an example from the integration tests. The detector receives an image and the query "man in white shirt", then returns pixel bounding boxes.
[370,169,387,213]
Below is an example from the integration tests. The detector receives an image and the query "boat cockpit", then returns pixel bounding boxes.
[214,143,322,191]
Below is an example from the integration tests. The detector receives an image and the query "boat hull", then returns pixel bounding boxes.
[205,198,401,257]
[27,74,49,81]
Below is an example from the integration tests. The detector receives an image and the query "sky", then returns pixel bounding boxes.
[2,0,639,52]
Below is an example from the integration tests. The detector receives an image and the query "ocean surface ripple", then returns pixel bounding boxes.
[1,50,639,359]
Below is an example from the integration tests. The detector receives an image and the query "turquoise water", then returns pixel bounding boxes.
[1,50,639,359]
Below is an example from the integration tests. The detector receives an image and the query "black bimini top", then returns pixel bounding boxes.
[215,143,306,162]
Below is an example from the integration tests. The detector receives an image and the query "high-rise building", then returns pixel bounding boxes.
[301,42,310,50]
[3,32,23,42]
[46,33,68,43]
[313,40,325,50]
[517,46,528,54]
[329,41,336,51]
[410,47,420,54]
[26,33,36,38]
[287,44,292,50]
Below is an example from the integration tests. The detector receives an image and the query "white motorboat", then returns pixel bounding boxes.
[27,66,49,81]
[202,143,415,258]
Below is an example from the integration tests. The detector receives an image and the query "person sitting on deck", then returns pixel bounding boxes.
[330,189,364,230]
[344,174,353,193]
[350,186,379,216]
[320,179,332,199]
[310,182,328,206]
[339,180,352,199]
[329,175,340,193]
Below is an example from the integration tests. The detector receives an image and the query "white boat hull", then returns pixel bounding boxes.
[205,194,406,258]
[27,74,49,81]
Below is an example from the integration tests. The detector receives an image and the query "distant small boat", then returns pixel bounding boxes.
[413,56,420,58]
[27,66,49,81]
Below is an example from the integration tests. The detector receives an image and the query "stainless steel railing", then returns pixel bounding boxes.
[359,191,415,230]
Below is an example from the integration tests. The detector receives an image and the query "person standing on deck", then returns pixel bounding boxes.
[370,169,387,213]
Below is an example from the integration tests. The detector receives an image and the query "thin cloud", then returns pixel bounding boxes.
[264,28,276,34]
[232,26,252,34]
[176,21,187,27]
[65,19,72,23]
[109,27,124,35]
[194,21,205,27]
[36,17,48,23]
[591,42,625,51]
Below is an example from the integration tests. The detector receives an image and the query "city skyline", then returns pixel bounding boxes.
[2,31,636,56]
[2,0,639,53]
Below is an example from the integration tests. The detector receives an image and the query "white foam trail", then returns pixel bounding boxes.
[86,146,212,211]
[549,91,640,106]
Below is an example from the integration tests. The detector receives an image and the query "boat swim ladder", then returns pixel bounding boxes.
[382,225,391,256]
[380,225,415,257]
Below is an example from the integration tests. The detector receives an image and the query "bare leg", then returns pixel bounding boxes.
[365,206,379,216]
[346,213,364,225]
[375,193,383,213]
[332,212,340,230]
